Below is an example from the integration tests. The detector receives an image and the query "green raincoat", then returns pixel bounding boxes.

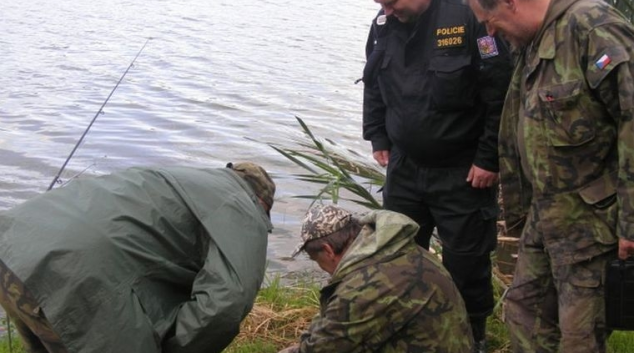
[0,166,272,353]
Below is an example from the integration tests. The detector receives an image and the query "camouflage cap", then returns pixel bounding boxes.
[227,162,276,211]
[291,205,353,257]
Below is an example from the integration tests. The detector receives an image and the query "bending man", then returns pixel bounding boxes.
[0,162,275,353]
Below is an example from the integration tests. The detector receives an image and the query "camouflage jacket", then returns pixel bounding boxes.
[293,211,473,353]
[499,0,634,264]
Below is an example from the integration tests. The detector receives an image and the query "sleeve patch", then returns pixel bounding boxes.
[586,46,630,89]
[595,54,611,70]
[477,36,499,59]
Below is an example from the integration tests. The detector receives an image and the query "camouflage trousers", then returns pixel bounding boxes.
[504,212,613,353]
[0,260,67,353]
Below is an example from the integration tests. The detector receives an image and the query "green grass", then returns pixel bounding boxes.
[254,276,320,310]
[486,276,512,353]
[0,333,23,353]
[608,331,634,353]
[484,277,634,353]
[223,276,321,353]
[225,341,279,353]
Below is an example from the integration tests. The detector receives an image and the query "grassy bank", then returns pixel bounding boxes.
[224,276,320,353]
[0,275,632,352]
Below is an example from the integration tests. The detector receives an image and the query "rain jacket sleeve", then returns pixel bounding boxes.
[161,247,250,353]
[159,168,272,353]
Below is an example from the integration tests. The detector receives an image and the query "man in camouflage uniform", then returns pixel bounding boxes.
[278,205,473,353]
[468,0,634,351]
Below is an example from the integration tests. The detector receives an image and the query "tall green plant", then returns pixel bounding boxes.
[267,116,384,209]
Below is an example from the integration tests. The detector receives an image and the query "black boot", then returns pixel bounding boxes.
[470,316,487,353]
[473,338,486,353]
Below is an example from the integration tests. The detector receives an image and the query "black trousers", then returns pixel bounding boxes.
[383,148,497,321]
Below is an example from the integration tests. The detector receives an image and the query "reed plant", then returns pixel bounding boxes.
[266,116,384,209]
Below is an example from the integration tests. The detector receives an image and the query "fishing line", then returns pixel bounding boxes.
[46,37,152,191]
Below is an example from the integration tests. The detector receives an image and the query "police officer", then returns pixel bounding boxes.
[361,0,513,351]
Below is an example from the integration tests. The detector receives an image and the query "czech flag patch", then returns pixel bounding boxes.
[595,54,611,70]
[477,36,499,59]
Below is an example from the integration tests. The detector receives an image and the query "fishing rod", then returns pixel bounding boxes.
[46,37,152,191]
[4,39,152,353]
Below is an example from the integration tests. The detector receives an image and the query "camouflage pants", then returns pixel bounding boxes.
[0,260,67,353]
[504,213,613,353]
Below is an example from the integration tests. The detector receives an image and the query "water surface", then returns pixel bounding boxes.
[0,0,381,276]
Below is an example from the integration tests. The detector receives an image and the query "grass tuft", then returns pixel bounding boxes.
[224,276,320,353]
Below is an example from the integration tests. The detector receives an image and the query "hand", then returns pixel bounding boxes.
[466,165,498,189]
[278,344,300,353]
[618,238,634,260]
[373,150,390,167]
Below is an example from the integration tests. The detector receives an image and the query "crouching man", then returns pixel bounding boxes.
[279,205,473,353]
[0,162,275,353]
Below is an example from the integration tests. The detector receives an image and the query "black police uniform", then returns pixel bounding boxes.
[361,0,513,342]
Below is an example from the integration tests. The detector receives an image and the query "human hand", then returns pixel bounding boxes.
[466,165,498,189]
[373,150,390,167]
[278,344,300,353]
[618,238,634,260]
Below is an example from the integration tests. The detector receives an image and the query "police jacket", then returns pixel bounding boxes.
[362,0,512,170]
[0,167,272,353]
[499,0,634,264]
[294,211,473,352]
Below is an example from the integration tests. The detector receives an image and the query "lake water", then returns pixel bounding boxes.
[0,0,382,279]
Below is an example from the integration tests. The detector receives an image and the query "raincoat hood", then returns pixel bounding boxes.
[331,210,419,282]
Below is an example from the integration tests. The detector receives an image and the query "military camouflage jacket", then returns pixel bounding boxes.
[293,211,473,352]
[499,0,634,264]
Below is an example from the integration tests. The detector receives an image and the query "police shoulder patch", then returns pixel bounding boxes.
[477,36,499,59]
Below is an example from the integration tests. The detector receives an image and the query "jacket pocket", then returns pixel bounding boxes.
[428,55,475,111]
[539,80,595,147]
[578,171,618,245]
